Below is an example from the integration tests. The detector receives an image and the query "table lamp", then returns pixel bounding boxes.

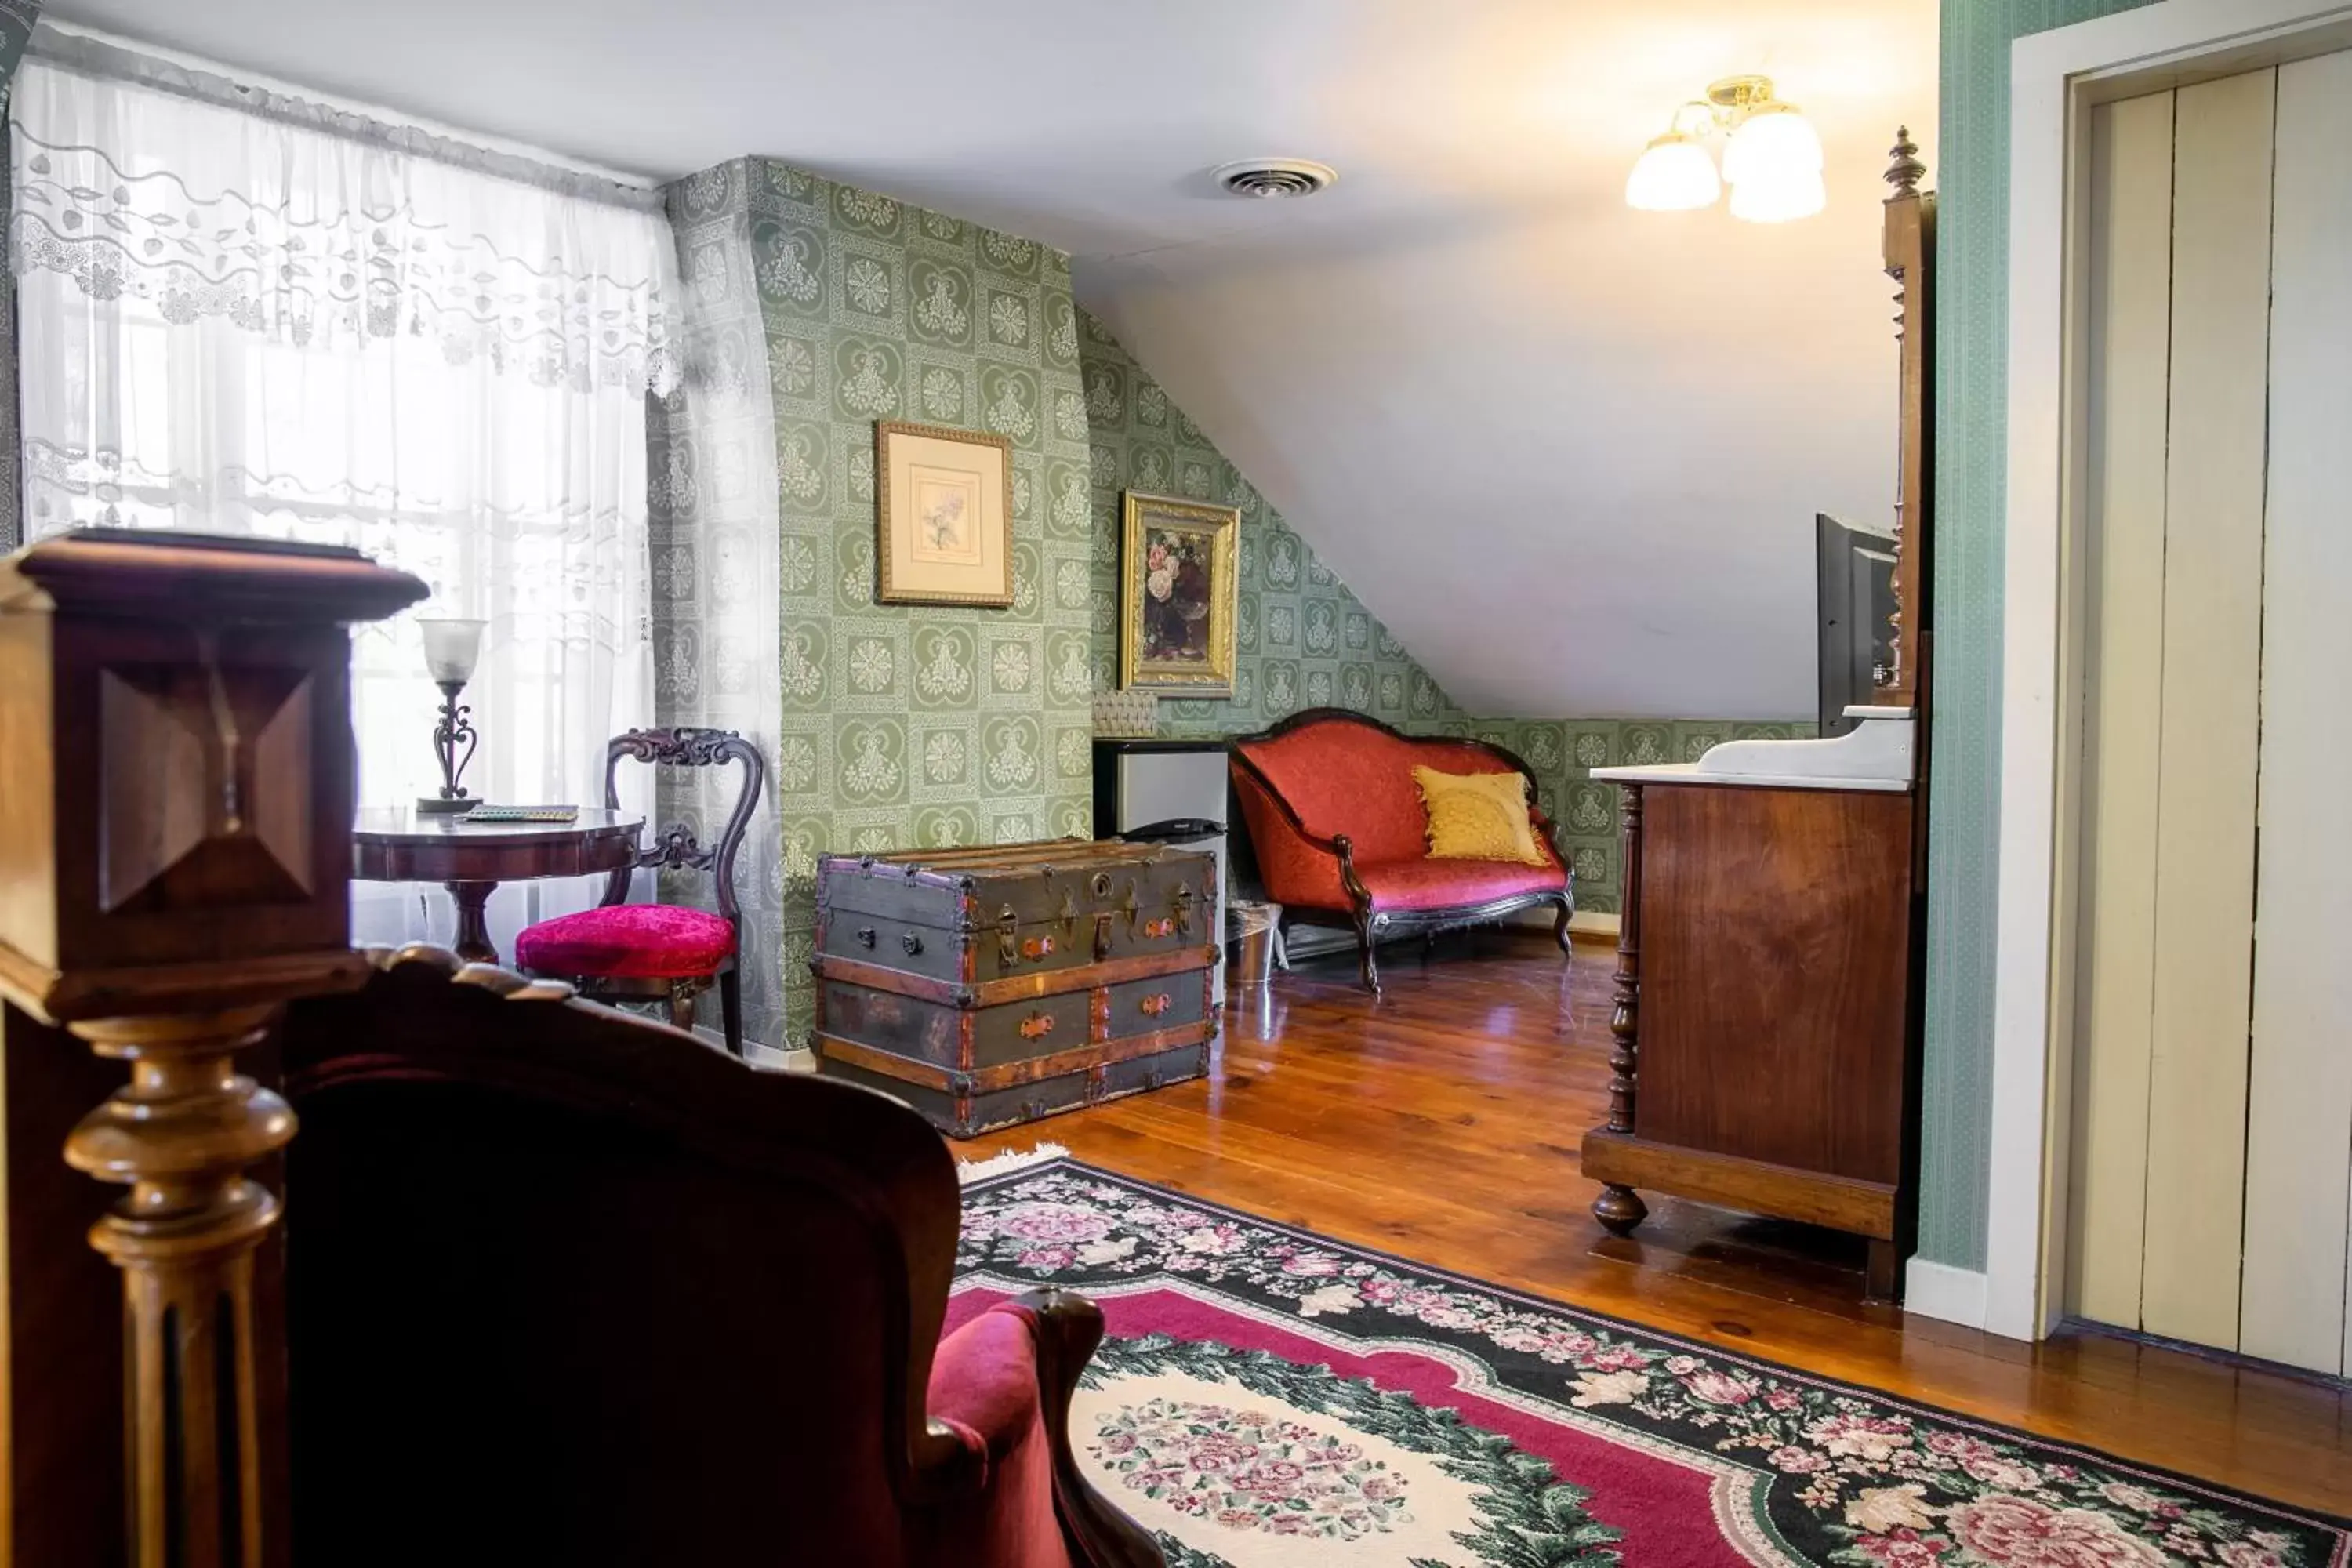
[416,616,486,814]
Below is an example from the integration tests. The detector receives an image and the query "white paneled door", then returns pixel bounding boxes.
[2068,51,2352,1376]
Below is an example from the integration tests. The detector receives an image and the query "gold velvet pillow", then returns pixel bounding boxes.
[1411,766,1548,866]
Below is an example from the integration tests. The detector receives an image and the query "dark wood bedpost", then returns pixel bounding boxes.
[1592,783,1649,1236]
[0,532,424,1568]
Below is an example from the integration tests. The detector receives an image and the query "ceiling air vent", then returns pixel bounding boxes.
[1214,158,1338,199]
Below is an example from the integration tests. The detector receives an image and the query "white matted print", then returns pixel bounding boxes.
[877,420,1012,606]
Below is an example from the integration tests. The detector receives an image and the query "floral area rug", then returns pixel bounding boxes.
[950,1159,2350,1568]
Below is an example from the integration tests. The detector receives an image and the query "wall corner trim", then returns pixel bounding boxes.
[1904,1258,1993,1332]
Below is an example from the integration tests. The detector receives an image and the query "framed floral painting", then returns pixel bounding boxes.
[875,420,1014,607]
[1120,491,1239,696]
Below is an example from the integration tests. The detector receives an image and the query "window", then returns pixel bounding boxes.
[11,42,681,948]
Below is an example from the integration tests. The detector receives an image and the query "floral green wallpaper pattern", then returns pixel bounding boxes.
[746,158,1094,1049]
[1073,313,1806,913]
[1919,0,2161,1272]
[653,158,789,1051]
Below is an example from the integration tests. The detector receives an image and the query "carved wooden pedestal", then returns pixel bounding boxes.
[67,1007,293,1568]
[0,531,424,1568]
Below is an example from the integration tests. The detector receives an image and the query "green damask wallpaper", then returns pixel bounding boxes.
[1073,314,1805,913]
[746,158,1095,1047]
[1918,0,2160,1272]
[655,159,790,1051]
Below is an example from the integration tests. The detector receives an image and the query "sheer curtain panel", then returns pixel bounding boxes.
[10,40,681,949]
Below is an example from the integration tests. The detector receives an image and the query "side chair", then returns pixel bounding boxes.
[515,725,764,1054]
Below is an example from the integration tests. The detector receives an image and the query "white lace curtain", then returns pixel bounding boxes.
[10,38,681,952]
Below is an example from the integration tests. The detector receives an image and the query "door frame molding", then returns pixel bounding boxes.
[1988,0,2352,1342]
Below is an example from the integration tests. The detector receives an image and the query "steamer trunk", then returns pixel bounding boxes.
[813,840,1219,1136]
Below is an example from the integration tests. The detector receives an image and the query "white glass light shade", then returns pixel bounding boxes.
[1624,133,1721,212]
[1722,103,1824,188]
[1728,167,1828,223]
[416,617,486,684]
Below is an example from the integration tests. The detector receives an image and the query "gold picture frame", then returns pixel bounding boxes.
[1120,491,1240,696]
[875,420,1014,607]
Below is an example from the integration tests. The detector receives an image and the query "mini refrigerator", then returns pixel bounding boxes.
[1093,739,1229,1003]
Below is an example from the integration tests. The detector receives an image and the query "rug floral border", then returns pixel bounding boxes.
[956,1158,2351,1568]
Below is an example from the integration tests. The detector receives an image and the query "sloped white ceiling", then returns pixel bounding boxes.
[48,0,1937,717]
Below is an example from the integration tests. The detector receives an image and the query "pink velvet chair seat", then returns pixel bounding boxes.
[514,904,735,979]
[1353,855,1567,911]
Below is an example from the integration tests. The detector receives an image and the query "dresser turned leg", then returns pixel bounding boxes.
[1865,1239,1900,1302]
[1592,1183,1648,1236]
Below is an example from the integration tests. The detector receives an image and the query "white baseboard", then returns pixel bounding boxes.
[706,1026,812,1073]
[1903,1258,1989,1329]
[1501,908,1620,938]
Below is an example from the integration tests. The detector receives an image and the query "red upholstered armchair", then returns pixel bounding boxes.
[516,726,763,1054]
[275,948,1167,1568]
[1230,708,1574,993]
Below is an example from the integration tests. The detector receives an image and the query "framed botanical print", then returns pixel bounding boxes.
[875,421,1014,607]
[1120,491,1240,696]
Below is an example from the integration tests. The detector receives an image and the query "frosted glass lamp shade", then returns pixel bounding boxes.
[1722,103,1824,188]
[1625,134,1721,212]
[416,617,486,684]
[1729,167,1828,223]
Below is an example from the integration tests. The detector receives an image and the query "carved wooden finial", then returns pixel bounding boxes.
[1886,126,1926,195]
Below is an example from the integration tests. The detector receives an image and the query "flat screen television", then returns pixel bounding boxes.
[1817,513,1898,738]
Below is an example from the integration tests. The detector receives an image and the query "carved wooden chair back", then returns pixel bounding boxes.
[601,725,766,930]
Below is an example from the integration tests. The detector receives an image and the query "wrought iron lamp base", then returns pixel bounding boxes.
[421,678,479,816]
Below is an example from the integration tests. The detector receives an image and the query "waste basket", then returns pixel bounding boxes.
[1229,900,1281,988]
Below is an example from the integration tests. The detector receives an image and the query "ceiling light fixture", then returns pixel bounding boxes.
[1625,74,1825,223]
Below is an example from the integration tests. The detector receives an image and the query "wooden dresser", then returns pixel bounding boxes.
[1580,762,1922,1295]
[1578,132,1934,1299]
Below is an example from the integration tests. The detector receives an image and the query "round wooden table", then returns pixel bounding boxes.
[351,807,644,966]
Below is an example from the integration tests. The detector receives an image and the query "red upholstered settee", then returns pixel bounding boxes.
[1230,708,1575,993]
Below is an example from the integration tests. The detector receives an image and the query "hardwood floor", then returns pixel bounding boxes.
[949,930,2352,1516]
